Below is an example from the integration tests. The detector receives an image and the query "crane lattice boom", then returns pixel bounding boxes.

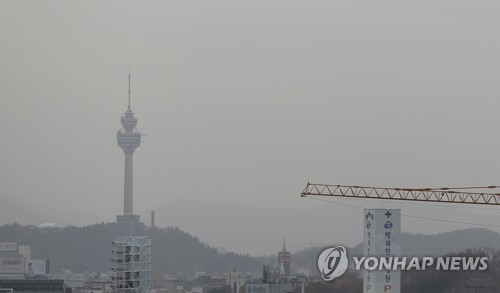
[301,183,500,205]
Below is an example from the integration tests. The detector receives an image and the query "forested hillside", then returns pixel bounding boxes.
[0,223,262,274]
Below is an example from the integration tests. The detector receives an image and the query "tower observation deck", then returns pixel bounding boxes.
[116,71,141,223]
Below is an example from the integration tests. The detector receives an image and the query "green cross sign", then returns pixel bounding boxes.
[385,211,392,218]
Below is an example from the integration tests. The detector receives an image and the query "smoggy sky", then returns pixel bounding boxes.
[1,1,500,238]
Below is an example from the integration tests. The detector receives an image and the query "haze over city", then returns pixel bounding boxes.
[2,1,500,256]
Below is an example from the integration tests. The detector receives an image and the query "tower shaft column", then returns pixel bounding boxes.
[124,152,134,215]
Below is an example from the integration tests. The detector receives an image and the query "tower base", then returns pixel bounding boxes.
[116,214,141,223]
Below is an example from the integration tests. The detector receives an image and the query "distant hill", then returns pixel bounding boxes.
[0,223,262,274]
[0,199,68,226]
[286,228,500,275]
[139,199,500,256]
[138,199,358,256]
[1,223,498,276]
[353,227,500,256]
[2,198,496,258]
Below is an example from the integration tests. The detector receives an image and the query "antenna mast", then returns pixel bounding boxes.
[128,66,131,109]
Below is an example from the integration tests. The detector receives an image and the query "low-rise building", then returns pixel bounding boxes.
[245,283,293,293]
[0,278,64,293]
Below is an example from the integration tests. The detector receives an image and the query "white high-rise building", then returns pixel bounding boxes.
[363,209,401,293]
[111,236,151,293]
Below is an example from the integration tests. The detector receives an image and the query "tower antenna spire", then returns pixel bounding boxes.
[128,66,131,110]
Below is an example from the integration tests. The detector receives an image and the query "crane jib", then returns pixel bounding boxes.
[301,183,500,205]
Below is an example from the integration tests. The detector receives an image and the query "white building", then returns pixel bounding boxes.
[0,242,47,279]
[363,209,401,293]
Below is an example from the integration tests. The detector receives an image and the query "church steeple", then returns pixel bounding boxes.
[278,236,291,277]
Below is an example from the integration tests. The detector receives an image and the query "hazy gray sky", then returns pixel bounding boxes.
[1,0,500,241]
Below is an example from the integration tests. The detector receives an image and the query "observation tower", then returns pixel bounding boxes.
[116,71,141,223]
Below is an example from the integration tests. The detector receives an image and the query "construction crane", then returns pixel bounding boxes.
[302,183,500,292]
[301,183,500,206]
